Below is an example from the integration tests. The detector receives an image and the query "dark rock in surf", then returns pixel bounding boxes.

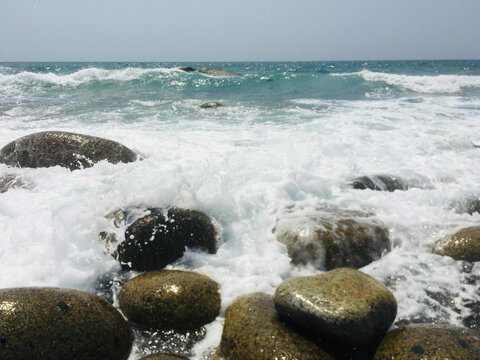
[139,354,188,360]
[116,207,217,271]
[198,68,242,77]
[177,66,197,72]
[350,175,408,192]
[274,268,397,347]
[0,173,33,193]
[214,293,334,360]
[0,287,132,360]
[0,131,137,170]
[373,324,480,360]
[200,102,223,109]
[273,207,390,270]
[465,198,480,215]
[433,226,480,262]
[119,270,220,331]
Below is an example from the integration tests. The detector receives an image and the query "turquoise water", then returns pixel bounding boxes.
[1,61,480,359]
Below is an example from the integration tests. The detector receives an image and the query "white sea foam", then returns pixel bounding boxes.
[333,69,480,93]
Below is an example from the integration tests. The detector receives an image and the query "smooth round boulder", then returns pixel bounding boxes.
[119,270,220,331]
[200,101,223,109]
[215,293,334,360]
[0,131,137,170]
[273,208,390,270]
[198,68,242,77]
[274,268,397,347]
[0,287,132,360]
[350,175,408,192]
[434,226,480,262]
[117,207,217,271]
[139,353,188,360]
[373,324,480,359]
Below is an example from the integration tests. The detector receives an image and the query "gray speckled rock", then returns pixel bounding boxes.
[116,207,217,271]
[119,270,220,331]
[373,324,480,359]
[273,208,390,270]
[0,287,132,360]
[139,353,188,360]
[198,68,242,77]
[0,131,137,170]
[350,175,408,192]
[200,102,223,109]
[215,293,334,360]
[434,226,480,262]
[274,268,397,347]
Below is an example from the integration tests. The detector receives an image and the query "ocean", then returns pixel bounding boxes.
[1,61,480,358]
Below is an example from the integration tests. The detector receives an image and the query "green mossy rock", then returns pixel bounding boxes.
[119,270,220,331]
[215,293,334,360]
[273,208,390,270]
[434,226,480,262]
[274,268,397,347]
[139,353,189,360]
[0,287,132,360]
[373,324,480,359]
[0,131,137,170]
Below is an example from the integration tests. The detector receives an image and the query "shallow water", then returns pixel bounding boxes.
[1,61,480,358]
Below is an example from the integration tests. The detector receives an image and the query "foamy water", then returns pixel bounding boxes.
[1,61,479,358]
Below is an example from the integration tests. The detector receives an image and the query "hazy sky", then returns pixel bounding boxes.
[1,0,479,61]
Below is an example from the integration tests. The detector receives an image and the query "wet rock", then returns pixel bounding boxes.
[350,175,408,192]
[0,173,33,193]
[466,198,480,214]
[200,101,223,109]
[116,207,217,271]
[177,66,197,72]
[373,324,480,359]
[434,226,480,262]
[463,300,480,330]
[273,208,390,270]
[215,293,334,360]
[0,131,137,170]
[119,270,220,331]
[139,353,189,360]
[274,268,397,347]
[198,68,242,77]
[0,287,132,360]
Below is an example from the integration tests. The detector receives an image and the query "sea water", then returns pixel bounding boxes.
[1,61,480,358]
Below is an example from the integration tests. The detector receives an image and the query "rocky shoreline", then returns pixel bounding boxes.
[0,131,479,359]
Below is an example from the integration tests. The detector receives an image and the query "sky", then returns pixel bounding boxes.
[1,0,480,62]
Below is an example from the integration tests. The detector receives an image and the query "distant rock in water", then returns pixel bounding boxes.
[200,101,223,109]
[273,207,391,270]
[350,175,408,192]
[177,66,197,72]
[198,68,242,77]
[0,131,137,170]
[0,287,132,360]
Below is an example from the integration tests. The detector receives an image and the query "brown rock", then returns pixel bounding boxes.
[139,353,188,360]
[434,226,480,262]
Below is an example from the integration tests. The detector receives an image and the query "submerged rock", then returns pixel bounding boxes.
[198,68,242,77]
[373,324,480,359]
[200,101,223,109]
[273,207,390,270]
[466,198,480,215]
[116,207,217,271]
[139,353,189,360]
[350,175,408,192]
[274,268,397,347]
[177,66,197,72]
[119,270,220,331]
[0,131,137,170]
[434,226,480,262]
[0,173,33,193]
[0,287,132,360]
[215,293,334,360]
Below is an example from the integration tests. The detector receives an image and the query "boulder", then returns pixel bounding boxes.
[0,131,137,170]
[274,268,397,347]
[119,270,220,331]
[177,66,197,72]
[373,324,480,359]
[273,208,390,270]
[433,226,480,262]
[139,354,188,360]
[198,68,242,77]
[116,207,217,271]
[0,173,33,193]
[0,287,132,360]
[200,102,223,109]
[215,293,334,360]
[350,175,408,192]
